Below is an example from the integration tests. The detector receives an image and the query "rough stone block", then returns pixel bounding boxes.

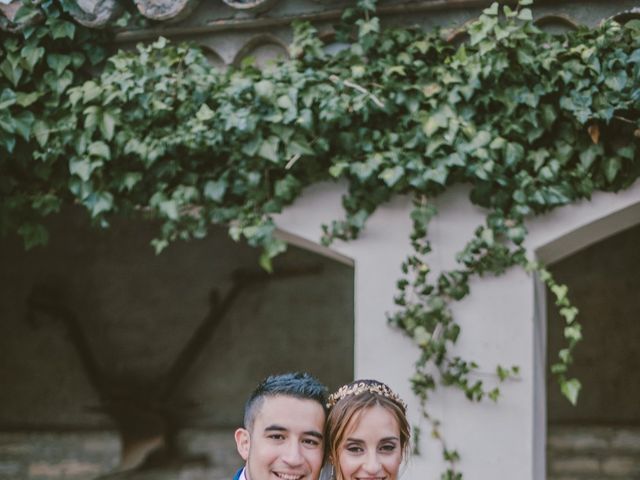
[547,427,609,450]
[601,456,640,476]
[610,429,640,451]
[551,456,600,474]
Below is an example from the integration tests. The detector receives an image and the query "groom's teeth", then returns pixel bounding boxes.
[276,474,302,480]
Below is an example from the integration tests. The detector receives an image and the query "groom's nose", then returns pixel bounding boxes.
[282,440,304,466]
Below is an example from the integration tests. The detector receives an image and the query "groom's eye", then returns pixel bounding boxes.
[268,433,285,440]
[302,437,321,447]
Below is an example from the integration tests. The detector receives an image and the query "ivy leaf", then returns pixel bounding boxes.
[16,91,40,107]
[564,324,582,345]
[603,157,621,183]
[48,19,76,40]
[12,4,41,25]
[560,378,581,406]
[17,223,49,250]
[379,166,405,187]
[517,8,533,21]
[13,111,35,140]
[422,110,449,136]
[579,145,601,169]
[204,179,227,202]
[551,284,568,304]
[159,200,179,220]
[33,120,49,147]
[196,103,215,121]
[100,111,116,140]
[45,70,73,95]
[0,58,23,86]
[254,80,275,99]
[88,141,111,160]
[258,136,280,163]
[604,70,628,91]
[85,191,114,217]
[351,153,383,181]
[329,162,348,178]
[423,165,448,185]
[504,142,524,167]
[46,53,72,76]
[21,44,45,72]
[82,81,102,103]
[69,158,94,181]
[560,307,578,324]
[287,137,315,157]
[483,2,499,15]
[0,88,17,109]
[121,172,142,191]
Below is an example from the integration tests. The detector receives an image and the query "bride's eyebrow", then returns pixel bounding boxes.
[344,438,364,443]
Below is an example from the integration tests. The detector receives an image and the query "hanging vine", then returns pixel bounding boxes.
[1,0,639,477]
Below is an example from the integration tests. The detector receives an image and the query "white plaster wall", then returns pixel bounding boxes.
[275,179,640,480]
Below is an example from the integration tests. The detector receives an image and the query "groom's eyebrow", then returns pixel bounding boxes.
[304,430,323,440]
[264,425,323,439]
[265,425,287,432]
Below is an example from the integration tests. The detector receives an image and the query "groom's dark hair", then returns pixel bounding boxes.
[243,372,328,429]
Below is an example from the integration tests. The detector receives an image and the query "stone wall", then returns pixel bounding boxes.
[0,429,240,480]
[547,426,640,480]
[546,224,640,480]
[0,208,354,478]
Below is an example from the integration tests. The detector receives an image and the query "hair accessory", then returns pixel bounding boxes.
[327,381,407,412]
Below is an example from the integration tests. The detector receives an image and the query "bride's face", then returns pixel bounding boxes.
[337,405,403,480]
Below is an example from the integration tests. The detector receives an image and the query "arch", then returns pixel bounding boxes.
[527,180,640,480]
[232,33,289,69]
[607,7,640,25]
[197,44,227,70]
[534,14,581,34]
[275,228,354,267]
[528,181,640,263]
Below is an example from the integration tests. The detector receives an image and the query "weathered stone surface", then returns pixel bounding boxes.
[133,0,200,22]
[548,426,640,480]
[611,429,640,451]
[547,427,609,451]
[221,0,277,12]
[551,457,600,474]
[601,456,640,476]
[71,0,122,27]
[0,429,239,480]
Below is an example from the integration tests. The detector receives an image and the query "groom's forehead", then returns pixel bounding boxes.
[253,395,326,429]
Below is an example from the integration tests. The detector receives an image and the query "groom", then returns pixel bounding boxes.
[233,372,328,480]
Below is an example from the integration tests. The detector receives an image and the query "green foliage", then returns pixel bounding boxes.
[0,0,110,244]
[1,0,639,475]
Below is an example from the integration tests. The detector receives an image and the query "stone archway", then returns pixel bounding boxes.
[0,207,354,479]
[526,180,640,480]
[545,223,640,480]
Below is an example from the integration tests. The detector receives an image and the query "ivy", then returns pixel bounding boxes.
[1,0,639,476]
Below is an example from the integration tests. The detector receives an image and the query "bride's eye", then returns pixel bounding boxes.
[345,443,363,453]
[379,442,397,453]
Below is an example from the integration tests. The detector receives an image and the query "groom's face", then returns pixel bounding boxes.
[235,395,325,480]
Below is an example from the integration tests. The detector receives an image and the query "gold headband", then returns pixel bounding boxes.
[327,381,407,412]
